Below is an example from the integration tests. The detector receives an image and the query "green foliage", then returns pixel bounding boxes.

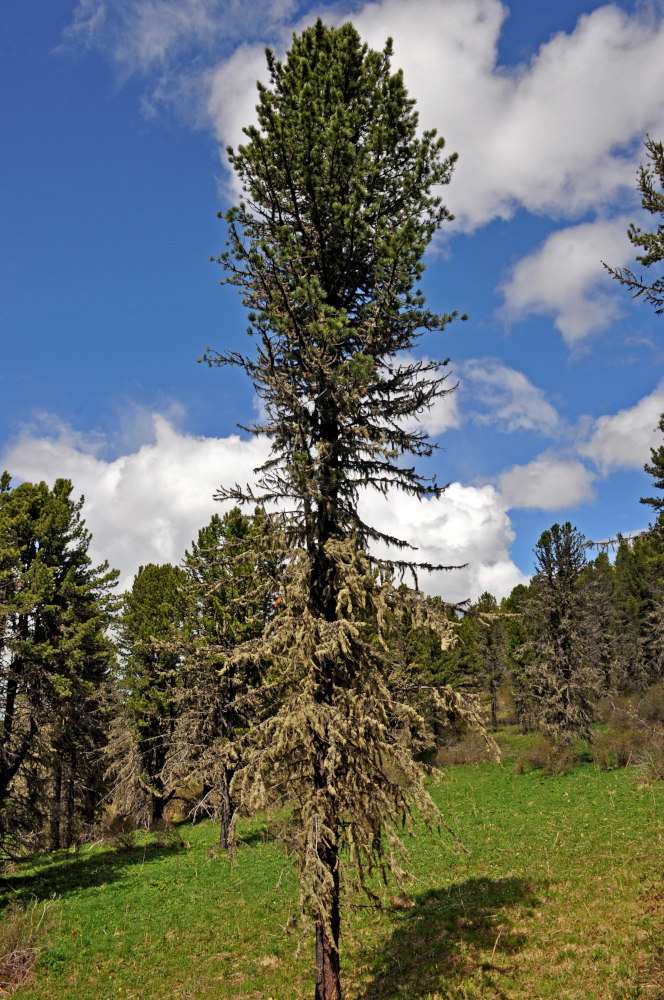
[605,136,664,314]
[612,530,664,690]
[641,413,664,515]
[168,508,275,845]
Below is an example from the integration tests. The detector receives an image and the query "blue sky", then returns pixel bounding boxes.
[2,0,664,599]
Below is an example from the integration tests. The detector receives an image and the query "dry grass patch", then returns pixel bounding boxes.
[0,899,53,996]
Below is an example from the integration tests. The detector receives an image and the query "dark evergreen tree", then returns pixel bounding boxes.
[465,592,508,728]
[612,535,664,691]
[111,563,188,825]
[203,20,478,1000]
[609,415,664,690]
[0,474,118,851]
[171,508,273,847]
[605,136,664,314]
[501,583,536,732]
[577,551,616,692]
[521,523,603,740]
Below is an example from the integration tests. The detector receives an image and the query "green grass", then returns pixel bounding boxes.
[2,754,663,999]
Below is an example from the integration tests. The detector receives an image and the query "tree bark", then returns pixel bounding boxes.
[489,677,498,729]
[48,759,62,851]
[62,748,76,849]
[218,768,235,849]
[314,837,341,1000]
[314,730,341,1000]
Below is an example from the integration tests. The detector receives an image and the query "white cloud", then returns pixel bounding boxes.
[2,413,525,601]
[578,379,664,474]
[2,415,271,592]
[499,217,635,344]
[61,0,664,227]
[332,0,664,228]
[205,43,271,155]
[359,483,528,602]
[462,359,559,432]
[491,380,664,512]
[498,453,596,510]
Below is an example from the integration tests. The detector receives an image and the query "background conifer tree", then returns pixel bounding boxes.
[169,508,273,847]
[0,474,118,852]
[111,563,188,825]
[521,523,603,741]
[204,20,478,1000]
[641,414,664,517]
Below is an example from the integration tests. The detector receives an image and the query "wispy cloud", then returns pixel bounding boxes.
[462,359,559,433]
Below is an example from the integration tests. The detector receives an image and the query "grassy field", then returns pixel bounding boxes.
[2,737,663,999]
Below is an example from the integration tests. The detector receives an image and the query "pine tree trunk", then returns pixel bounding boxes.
[489,677,498,729]
[62,749,76,849]
[314,837,341,1000]
[48,760,62,850]
[151,771,165,824]
[314,731,341,1000]
[316,851,341,1000]
[218,768,235,849]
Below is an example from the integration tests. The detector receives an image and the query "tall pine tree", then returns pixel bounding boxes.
[111,563,188,825]
[204,21,478,1000]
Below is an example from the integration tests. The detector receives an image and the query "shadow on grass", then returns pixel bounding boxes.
[0,839,186,910]
[356,876,539,1000]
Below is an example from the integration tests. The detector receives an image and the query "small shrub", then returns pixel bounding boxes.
[592,726,645,770]
[515,735,575,775]
[595,687,664,781]
[637,681,664,726]
[96,812,139,851]
[435,731,496,766]
[149,819,185,849]
[634,728,664,783]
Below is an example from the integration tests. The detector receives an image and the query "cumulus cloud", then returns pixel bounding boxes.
[2,413,526,600]
[490,379,664,512]
[498,453,596,510]
[2,415,271,592]
[61,0,664,227]
[577,379,664,474]
[462,359,559,433]
[500,218,634,344]
[359,483,529,602]
[359,0,664,228]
